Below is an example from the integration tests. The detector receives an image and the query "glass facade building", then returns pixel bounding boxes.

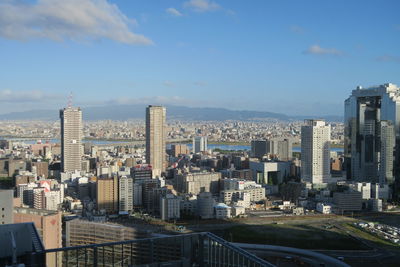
[344,83,400,198]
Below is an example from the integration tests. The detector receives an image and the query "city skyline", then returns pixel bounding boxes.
[1,2,400,266]
[0,0,399,115]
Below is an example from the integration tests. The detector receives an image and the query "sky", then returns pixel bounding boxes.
[0,0,399,116]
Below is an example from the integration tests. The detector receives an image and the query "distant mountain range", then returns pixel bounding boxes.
[0,104,343,122]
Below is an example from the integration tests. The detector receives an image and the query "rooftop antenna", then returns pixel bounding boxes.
[68,92,73,108]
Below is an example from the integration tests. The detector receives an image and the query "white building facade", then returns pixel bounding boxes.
[301,119,331,185]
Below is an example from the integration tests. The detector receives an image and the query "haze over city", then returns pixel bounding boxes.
[0,0,399,115]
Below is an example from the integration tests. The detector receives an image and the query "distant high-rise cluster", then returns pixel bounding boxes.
[60,107,82,173]
[301,119,331,185]
[146,105,166,177]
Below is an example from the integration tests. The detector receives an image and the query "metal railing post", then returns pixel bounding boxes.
[93,247,98,267]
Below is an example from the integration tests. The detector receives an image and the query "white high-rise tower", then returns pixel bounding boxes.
[193,136,208,153]
[146,105,166,177]
[60,107,82,173]
[301,119,331,184]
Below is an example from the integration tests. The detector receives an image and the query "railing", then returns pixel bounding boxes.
[20,232,274,267]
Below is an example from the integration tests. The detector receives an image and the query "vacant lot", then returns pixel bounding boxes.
[216,223,368,250]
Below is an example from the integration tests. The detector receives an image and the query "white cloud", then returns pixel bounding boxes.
[0,89,61,103]
[166,7,183,17]
[376,55,400,63]
[183,0,220,12]
[303,45,343,56]
[0,0,153,45]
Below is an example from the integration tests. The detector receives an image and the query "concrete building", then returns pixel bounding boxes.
[215,203,231,219]
[96,176,118,213]
[174,171,221,195]
[180,196,198,216]
[356,182,372,199]
[249,160,291,185]
[7,158,27,177]
[251,140,269,158]
[33,187,46,210]
[14,207,62,251]
[45,190,62,211]
[220,187,265,204]
[193,136,208,153]
[133,181,143,206]
[0,190,13,224]
[333,191,362,212]
[301,119,331,185]
[31,161,49,179]
[368,198,383,212]
[66,219,139,247]
[131,165,153,180]
[197,192,215,219]
[344,83,400,198]
[18,183,37,206]
[223,179,257,191]
[160,194,181,220]
[146,105,166,177]
[232,206,246,217]
[270,138,293,161]
[119,176,133,212]
[171,144,189,157]
[316,203,332,214]
[372,183,390,200]
[60,106,82,172]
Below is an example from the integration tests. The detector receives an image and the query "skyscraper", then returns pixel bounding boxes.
[301,119,331,184]
[193,136,208,153]
[146,105,166,177]
[344,84,399,192]
[119,176,133,212]
[278,138,293,161]
[60,107,82,173]
[251,140,269,158]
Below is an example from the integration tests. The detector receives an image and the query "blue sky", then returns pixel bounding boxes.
[0,0,399,116]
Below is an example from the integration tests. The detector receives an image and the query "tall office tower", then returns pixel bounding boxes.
[97,176,118,213]
[345,84,399,195]
[119,176,133,212]
[301,119,331,184]
[146,105,166,177]
[60,106,82,173]
[251,140,269,158]
[270,138,293,161]
[0,190,13,224]
[193,136,208,153]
